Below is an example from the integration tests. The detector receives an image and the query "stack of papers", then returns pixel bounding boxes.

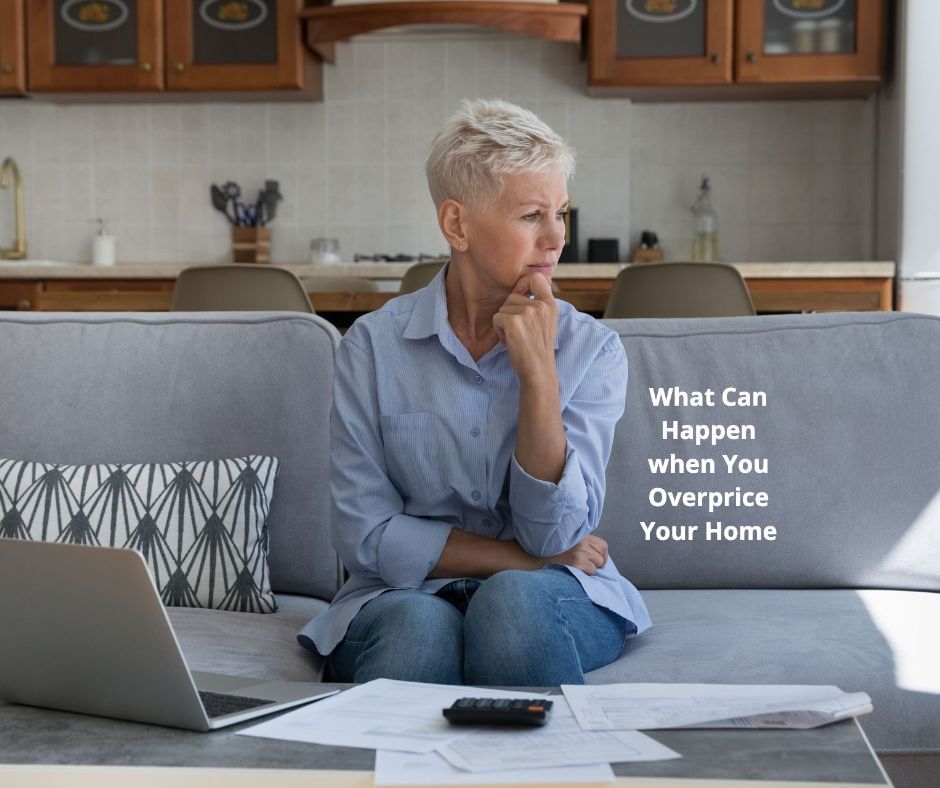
[237,679,872,784]
[561,683,873,731]
[238,678,679,784]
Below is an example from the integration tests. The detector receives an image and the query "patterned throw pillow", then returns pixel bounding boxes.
[0,456,279,613]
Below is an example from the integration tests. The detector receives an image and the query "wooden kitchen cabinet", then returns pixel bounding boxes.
[589,0,733,88]
[27,0,165,91]
[735,0,885,88]
[589,0,886,99]
[25,0,320,97]
[165,0,309,92]
[0,0,27,94]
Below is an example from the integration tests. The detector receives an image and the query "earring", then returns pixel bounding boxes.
[457,243,463,250]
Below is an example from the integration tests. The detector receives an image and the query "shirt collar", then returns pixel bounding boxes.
[402,261,560,352]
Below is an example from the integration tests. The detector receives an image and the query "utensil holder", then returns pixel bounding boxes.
[232,227,272,264]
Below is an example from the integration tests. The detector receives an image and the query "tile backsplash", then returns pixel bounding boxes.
[0,32,875,264]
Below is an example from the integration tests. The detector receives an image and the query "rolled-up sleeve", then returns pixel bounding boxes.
[330,335,452,589]
[509,334,628,557]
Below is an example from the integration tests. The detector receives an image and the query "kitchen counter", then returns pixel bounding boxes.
[0,261,896,279]
[0,261,896,315]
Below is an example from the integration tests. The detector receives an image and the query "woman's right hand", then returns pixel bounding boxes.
[547,534,609,575]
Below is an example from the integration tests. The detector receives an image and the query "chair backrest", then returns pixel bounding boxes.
[301,275,379,293]
[399,262,445,294]
[603,262,756,319]
[171,265,314,312]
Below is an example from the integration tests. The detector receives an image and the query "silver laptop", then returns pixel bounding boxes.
[0,540,337,730]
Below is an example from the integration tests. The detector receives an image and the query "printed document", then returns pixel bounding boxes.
[237,678,548,753]
[436,697,680,772]
[562,683,873,731]
[374,751,615,785]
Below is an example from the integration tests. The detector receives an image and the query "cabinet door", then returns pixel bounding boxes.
[589,0,733,87]
[165,0,304,90]
[736,0,885,85]
[0,0,26,94]
[27,0,163,90]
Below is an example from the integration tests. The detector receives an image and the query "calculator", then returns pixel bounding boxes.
[442,697,553,726]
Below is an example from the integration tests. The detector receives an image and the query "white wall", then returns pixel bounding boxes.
[0,31,877,265]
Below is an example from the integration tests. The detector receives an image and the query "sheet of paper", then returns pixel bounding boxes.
[680,693,874,729]
[435,697,680,773]
[236,678,547,753]
[374,750,615,785]
[562,684,873,731]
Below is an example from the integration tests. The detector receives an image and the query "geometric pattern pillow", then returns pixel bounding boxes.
[0,456,279,613]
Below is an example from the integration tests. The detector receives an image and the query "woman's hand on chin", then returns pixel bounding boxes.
[492,271,558,380]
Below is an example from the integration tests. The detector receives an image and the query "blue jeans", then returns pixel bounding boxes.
[324,566,636,686]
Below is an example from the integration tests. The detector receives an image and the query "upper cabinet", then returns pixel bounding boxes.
[0,0,27,94]
[735,0,884,87]
[27,0,165,91]
[589,0,733,88]
[165,0,306,91]
[26,0,319,97]
[589,0,886,99]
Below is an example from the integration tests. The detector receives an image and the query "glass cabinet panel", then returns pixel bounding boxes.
[192,0,278,65]
[617,0,707,59]
[54,0,139,65]
[763,0,857,56]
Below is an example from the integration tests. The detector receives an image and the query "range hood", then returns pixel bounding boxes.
[300,1,587,61]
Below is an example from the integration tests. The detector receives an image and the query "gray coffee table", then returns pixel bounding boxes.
[0,685,890,785]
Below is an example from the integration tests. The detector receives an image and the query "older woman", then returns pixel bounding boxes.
[298,99,650,685]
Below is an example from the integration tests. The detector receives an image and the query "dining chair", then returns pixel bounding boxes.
[603,262,756,319]
[398,261,445,294]
[170,265,315,312]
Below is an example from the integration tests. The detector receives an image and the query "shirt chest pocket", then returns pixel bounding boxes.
[379,412,445,506]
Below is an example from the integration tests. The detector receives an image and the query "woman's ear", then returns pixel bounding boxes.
[438,199,469,251]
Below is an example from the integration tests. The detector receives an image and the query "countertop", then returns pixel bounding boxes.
[0,262,897,280]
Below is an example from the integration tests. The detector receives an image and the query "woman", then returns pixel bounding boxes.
[298,99,650,685]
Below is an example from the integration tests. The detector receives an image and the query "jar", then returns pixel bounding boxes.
[310,238,340,265]
[818,18,844,53]
[792,20,818,54]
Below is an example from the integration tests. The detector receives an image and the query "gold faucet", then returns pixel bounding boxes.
[0,157,27,259]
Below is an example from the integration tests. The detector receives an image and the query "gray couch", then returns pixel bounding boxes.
[0,310,937,786]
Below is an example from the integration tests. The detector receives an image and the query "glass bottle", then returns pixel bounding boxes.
[691,176,719,262]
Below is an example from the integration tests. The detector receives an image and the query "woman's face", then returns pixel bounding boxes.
[466,168,569,292]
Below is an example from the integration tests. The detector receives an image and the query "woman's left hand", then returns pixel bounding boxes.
[492,272,558,381]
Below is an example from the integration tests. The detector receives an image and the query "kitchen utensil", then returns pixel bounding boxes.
[210,183,237,226]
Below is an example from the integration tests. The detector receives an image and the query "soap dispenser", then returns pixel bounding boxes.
[691,176,719,262]
[92,218,116,266]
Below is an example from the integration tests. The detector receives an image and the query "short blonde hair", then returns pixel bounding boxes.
[425,98,575,213]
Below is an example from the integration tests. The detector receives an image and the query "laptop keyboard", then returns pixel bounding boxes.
[198,690,273,718]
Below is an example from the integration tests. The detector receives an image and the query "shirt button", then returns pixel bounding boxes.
[474,375,483,384]
[470,426,481,437]
[471,490,482,502]
[482,517,493,527]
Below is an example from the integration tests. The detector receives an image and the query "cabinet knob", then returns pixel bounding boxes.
[746,51,757,63]
[16,299,32,310]
[0,63,12,74]
[141,62,152,72]
[174,62,185,72]
[709,53,720,64]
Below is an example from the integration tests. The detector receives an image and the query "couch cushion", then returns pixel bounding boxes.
[586,588,940,757]
[168,594,328,682]
[600,312,940,591]
[0,312,341,600]
[1,455,279,613]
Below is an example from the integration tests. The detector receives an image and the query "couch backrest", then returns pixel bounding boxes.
[600,312,940,592]
[0,312,341,599]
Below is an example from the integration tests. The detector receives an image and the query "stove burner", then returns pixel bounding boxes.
[354,253,446,263]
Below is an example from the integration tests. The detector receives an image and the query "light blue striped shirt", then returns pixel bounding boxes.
[298,266,651,656]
